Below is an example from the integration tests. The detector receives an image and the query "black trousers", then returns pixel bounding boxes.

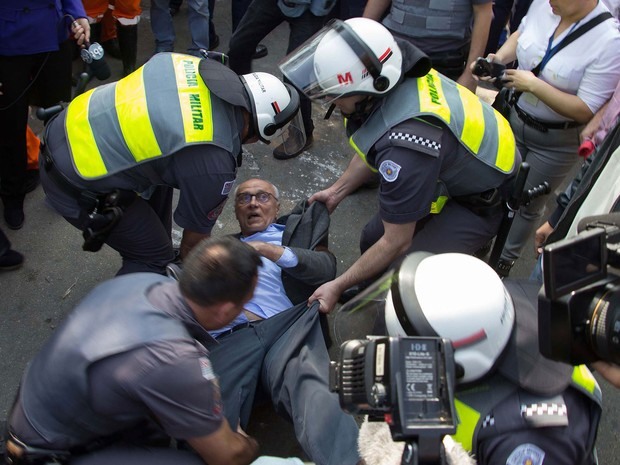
[227,0,327,136]
[0,41,73,209]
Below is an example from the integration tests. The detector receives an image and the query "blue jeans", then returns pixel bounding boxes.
[150,0,211,54]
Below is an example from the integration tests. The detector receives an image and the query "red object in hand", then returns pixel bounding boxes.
[578,139,595,158]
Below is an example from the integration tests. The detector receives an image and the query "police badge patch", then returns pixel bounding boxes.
[506,443,545,465]
[379,160,401,182]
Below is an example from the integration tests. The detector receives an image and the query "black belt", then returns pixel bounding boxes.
[514,105,580,132]
[42,144,101,211]
[215,320,263,339]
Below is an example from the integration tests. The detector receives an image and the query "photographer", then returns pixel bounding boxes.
[334,252,602,465]
[476,0,620,277]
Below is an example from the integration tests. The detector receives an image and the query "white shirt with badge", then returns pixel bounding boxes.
[515,0,620,122]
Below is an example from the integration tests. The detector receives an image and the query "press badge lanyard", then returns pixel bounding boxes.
[535,12,613,75]
[538,22,580,73]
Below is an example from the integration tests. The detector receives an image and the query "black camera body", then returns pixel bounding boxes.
[472,58,506,89]
[330,337,457,443]
[539,217,620,365]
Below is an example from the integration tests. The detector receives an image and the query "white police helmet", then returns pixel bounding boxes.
[279,18,403,104]
[240,72,304,152]
[384,252,515,383]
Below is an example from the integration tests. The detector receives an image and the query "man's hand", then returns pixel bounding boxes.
[71,18,90,47]
[309,280,345,314]
[245,241,284,262]
[592,361,620,389]
[535,221,554,256]
[308,188,339,214]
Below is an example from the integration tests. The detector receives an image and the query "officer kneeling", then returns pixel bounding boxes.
[334,252,602,465]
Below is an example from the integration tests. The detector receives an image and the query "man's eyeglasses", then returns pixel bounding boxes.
[235,191,278,205]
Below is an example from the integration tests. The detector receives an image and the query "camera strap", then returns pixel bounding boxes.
[514,12,612,105]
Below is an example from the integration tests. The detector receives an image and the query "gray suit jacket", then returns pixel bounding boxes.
[277,199,336,305]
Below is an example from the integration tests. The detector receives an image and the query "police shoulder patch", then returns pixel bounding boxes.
[388,130,441,157]
[379,160,402,182]
[506,443,545,465]
[385,119,443,158]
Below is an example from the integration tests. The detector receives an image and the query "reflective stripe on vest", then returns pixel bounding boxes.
[452,398,480,452]
[349,70,516,176]
[383,0,472,40]
[452,367,601,454]
[571,365,603,405]
[65,53,221,179]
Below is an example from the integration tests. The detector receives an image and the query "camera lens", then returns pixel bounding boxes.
[589,284,620,364]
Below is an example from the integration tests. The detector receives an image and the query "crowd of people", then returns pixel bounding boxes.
[2,0,620,464]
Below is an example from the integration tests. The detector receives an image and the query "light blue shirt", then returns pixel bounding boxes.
[209,224,298,338]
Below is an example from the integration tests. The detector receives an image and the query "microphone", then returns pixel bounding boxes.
[36,105,65,123]
[80,41,111,80]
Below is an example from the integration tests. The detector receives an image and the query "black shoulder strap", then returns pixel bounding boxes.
[531,12,613,76]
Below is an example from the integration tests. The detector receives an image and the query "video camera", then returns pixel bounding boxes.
[539,214,620,365]
[330,336,457,465]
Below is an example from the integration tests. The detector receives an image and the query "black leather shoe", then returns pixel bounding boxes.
[4,207,24,230]
[0,248,24,271]
[253,44,268,59]
[273,134,313,160]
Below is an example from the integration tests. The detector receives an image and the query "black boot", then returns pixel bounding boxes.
[117,23,138,77]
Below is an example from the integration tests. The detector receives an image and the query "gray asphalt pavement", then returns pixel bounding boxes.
[1,1,618,463]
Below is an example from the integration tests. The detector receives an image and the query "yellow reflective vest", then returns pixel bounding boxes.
[65,53,239,180]
[349,69,517,177]
[452,366,602,457]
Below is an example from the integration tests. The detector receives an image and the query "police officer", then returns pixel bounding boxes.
[40,52,303,275]
[335,252,602,465]
[5,236,263,465]
[279,18,520,313]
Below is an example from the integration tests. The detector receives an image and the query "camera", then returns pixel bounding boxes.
[472,58,506,89]
[330,336,457,464]
[538,214,620,365]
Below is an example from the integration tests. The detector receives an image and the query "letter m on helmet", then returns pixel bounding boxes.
[337,72,353,85]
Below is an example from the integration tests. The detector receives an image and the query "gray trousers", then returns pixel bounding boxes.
[209,302,361,465]
[501,106,582,262]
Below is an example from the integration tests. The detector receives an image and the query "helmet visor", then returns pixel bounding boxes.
[279,21,364,105]
[333,270,396,345]
[267,109,307,156]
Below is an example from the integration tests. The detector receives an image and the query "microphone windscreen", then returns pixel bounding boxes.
[88,56,111,80]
